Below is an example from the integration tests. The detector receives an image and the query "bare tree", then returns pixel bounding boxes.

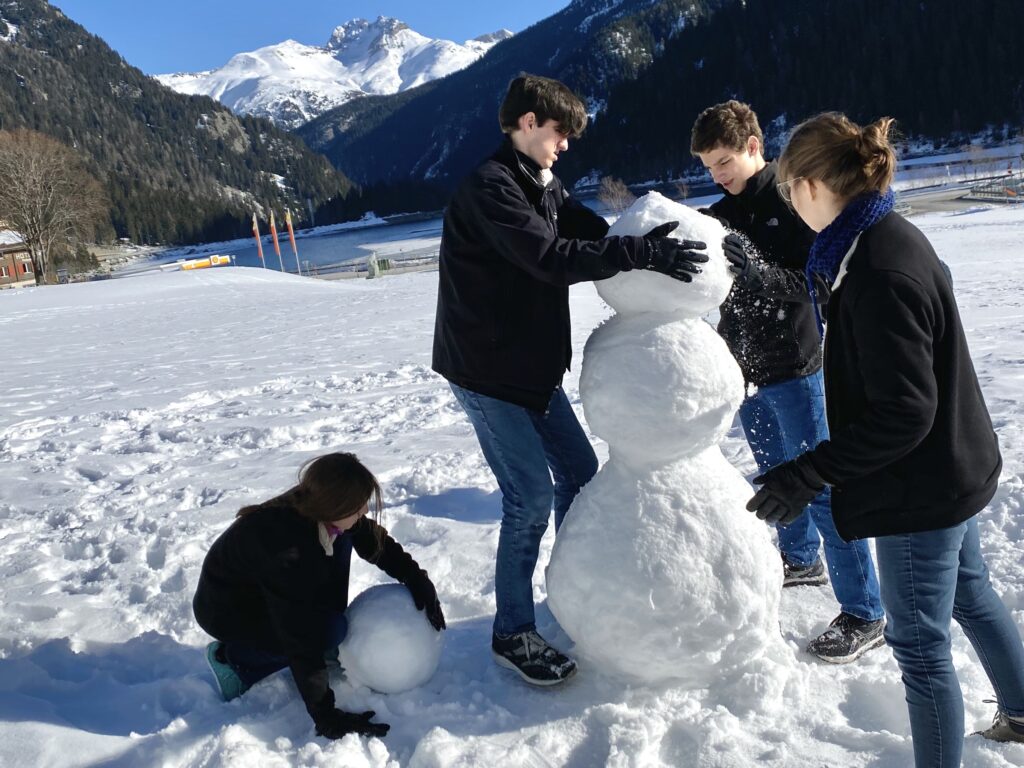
[598,176,636,214]
[0,129,107,284]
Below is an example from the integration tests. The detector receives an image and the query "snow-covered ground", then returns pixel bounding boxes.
[1,205,1023,767]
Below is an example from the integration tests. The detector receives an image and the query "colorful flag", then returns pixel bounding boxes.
[285,209,300,275]
[252,212,266,268]
[269,210,284,272]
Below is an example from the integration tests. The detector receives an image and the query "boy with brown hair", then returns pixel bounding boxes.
[433,74,709,685]
[691,100,885,663]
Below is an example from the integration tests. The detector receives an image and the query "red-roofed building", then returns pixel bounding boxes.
[0,230,35,288]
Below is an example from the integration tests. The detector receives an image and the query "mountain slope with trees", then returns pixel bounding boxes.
[560,0,1024,184]
[0,0,353,245]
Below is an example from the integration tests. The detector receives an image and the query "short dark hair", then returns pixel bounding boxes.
[690,100,764,155]
[499,74,587,138]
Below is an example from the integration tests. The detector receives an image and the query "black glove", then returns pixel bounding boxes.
[640,221,709,283]
[723,233,764,291]
[643,221,680,239]
[405,570,446,631]
[697,207,729,226]
[746,455,827,526]
[315,708,390,739]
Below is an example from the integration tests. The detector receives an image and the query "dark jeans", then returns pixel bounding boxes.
[739,370,884,621]
[876,518,1024,767]
[224,612,348,687]
[449,383,599,636]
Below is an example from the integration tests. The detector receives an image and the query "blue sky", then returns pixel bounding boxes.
[51,1,569,75]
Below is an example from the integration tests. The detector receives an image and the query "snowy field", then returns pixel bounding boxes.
[1,205,1023,767]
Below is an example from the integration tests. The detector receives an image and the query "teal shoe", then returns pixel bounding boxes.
[205,641,250,701]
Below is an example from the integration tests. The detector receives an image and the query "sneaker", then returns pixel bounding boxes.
[492,630,577,686]
[975,706,1024,743]
[806,613,886,664]
[205,641,250,701]
[782,557,829,588]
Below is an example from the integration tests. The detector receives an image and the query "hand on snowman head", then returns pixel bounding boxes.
[723,233,765,292]
[640,221,709,283]
[746,454,828,526]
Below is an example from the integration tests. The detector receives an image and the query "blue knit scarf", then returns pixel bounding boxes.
[805,187,895,334]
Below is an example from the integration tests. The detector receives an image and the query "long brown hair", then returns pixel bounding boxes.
[779,112,897,200]
[237,452,383,527]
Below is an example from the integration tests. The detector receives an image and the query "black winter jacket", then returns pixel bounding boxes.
[432,140,648,411]
[193,508,422,723]
[808,212,1002,540]
[709,161,831,385]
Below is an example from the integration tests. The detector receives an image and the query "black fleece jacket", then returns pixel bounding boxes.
[808,212,1002,540]
[432,139,648,411]
[193,508,423,723]
[709,161,831,385]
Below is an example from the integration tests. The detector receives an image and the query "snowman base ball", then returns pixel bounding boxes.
[336,583,444,694]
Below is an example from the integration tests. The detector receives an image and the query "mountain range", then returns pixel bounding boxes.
[156,18,512,129]
[296,0,728,187]
[3,0,1022,247]
[298,0,1024,193]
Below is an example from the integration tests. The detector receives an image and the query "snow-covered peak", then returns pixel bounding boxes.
[155,18,507,129]
[471,30,514,45]
[325,16,421,56]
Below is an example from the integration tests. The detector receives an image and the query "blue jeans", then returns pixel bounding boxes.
[739,370,884,621]
[224,612,348,687]
[876,518,1024,768]
[450,383,598,636]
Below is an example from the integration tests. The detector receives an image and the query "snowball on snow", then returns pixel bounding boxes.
[336,583,443,694]
[603,191,733,317]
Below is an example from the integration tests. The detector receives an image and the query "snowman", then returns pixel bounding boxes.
[546,192,791,702]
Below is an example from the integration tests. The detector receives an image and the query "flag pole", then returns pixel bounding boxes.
[252,212,266,268]
[270,210,285,272]
[285,209,301,275]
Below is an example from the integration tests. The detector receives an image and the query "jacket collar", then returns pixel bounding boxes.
[494,138,553,191]
[729,159,778,200]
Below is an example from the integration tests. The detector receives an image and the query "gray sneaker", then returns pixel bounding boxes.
[806,613,886,664]
[975,706,1024,743]
[492,630,577,686]
[782,556,829,588]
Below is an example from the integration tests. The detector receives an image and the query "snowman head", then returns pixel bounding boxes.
[601,192,733,318]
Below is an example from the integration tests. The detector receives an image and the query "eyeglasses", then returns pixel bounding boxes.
[777,177,804,206]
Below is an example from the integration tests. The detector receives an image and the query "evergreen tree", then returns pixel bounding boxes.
[0,0,354,245]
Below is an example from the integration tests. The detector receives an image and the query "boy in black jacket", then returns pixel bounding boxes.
[433,74,710,685]
[691,101,885,663]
